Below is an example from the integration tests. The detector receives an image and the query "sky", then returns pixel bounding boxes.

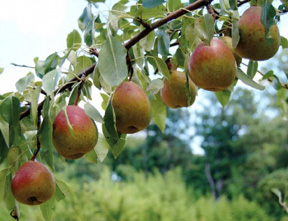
[0,0,287,155]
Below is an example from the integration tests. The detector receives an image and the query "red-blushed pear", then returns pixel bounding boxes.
[235,6,280,61]
[11,161,56,205]
[161,71,197,108]
[52,105,98,159]
[188,39,237,91]
[219,36,242,67]
[112,81,152,134]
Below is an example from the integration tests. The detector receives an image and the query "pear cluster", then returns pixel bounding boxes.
[10,5,281,209]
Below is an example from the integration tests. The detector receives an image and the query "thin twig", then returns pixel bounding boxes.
[11,63,34,69]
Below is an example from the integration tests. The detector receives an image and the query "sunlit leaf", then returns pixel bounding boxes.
[94,134,109,162]
[98,36,128,86]
[67,29,82,51]
[215,90,231,107]
[151,93,166,133]
[84,102,104,123]
[236,68,265,90]
[42,70,61,96]
[153,56,170,80]
[15,72,35,93]
[281,36,288,49]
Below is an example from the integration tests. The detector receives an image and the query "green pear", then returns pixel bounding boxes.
[188,39,236,91]
[112,81,152,134]
[219,36,242,67]
[161,71,197,108]
[11,161,56,205]
[52,105,98,159]
[235,6,280,61]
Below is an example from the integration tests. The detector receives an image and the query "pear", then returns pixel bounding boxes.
[53,105,98,159]
[188,39,236,91]
[112,81,152,134]
[235,6,280,61]
[161,71,197,108]
[11,161,56,205]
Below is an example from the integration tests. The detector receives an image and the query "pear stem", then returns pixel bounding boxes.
[74,74,86,106]
[127,54,134,81]
[31,112,42,161]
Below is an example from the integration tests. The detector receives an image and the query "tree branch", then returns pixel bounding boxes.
[19,0,212,120]
[124,0,212,50]
[19,63,96,120]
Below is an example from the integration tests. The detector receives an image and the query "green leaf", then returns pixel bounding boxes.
[236,68,265,90]
[261,2,276,37]
[0,169,9,200]
[84,148,98,164]
[1,96,20,125]
[194,14,215,43]
[232,19,240,49]
[40,196,56,221]
[0,116,9,149]
[276,88,288,116]
[262,70,274,80]
[78,5,93,31]
[151,93,166,133]
[55,178,73,202]
[271,188,282,203]
[281,36,288,49]
[167,0,182,11]
[247,60,258,79]
[157,31,170,57]
[39,99,54,169]
[0,68,4,74]
[98,36,128,86]
[30,85,41,125]
[42,70,60,96]
[84,102,104,123]
[7,146,21,174]
[146,79,164,95]
[4,174,16,210]
[75,56,93,74]
[139,30,155,51]
[100,93,110,110]
[67,29,82,51]
[15,72,35,93]
[153,56,170,80]
[132,43,144,67]
[94,133,109,162]
[215,90,231,107]
[103,99,118,140]
[174,48,185,67]
[143,0,164,8]
[35,53,59,79]
[140,5,166,19]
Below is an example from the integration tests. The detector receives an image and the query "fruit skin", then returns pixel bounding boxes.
[52,105,98,159]
[219,36,242,67]
[11,161,56,205]
[161,71,197,108]
[235,6,280,61]
[188,39,236,91]
[112,81,152,134]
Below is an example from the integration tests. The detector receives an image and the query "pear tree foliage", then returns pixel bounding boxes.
[0,0,288,220]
